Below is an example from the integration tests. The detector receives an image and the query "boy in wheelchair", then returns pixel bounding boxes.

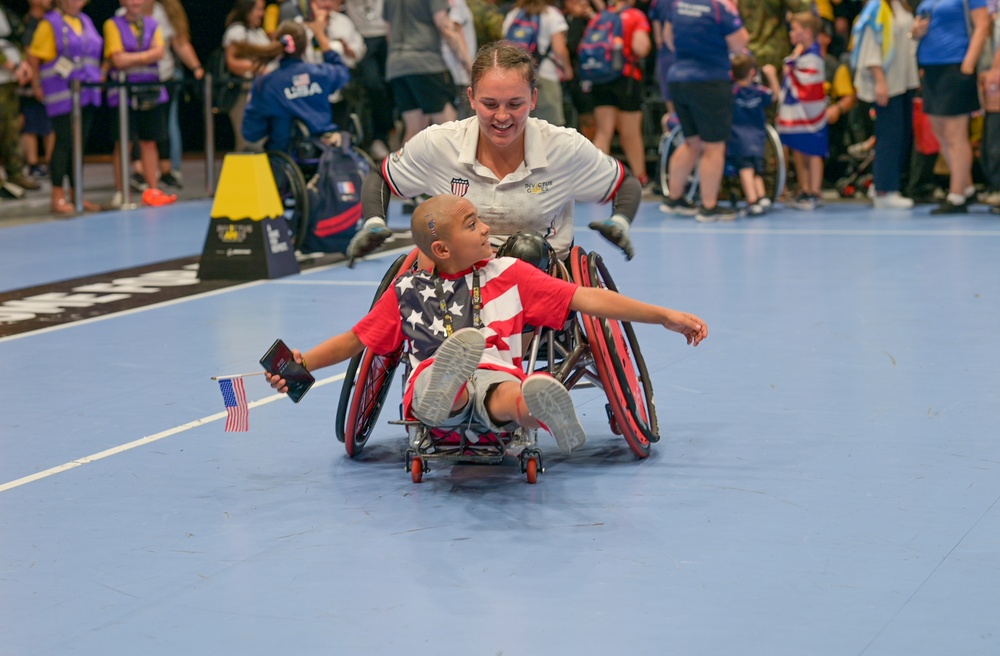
[266,195,708,454]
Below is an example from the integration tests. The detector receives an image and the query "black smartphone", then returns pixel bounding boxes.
[260,339,315,403]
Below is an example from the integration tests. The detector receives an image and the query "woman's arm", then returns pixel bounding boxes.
[963,6,991,76]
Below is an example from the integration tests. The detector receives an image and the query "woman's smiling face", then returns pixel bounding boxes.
[468,67,537,151]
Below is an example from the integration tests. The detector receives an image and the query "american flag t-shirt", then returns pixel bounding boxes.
[219,378,249,432]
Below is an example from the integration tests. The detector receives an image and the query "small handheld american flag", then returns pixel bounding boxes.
[218,378,249,432]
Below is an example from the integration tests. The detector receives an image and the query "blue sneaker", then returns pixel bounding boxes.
[588,219,635,260]
[346,223,393,265]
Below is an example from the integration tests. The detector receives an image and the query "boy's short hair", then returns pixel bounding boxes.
[731,53,756,81]
[791,11,822,37]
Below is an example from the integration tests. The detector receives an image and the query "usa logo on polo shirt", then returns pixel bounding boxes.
[451,178,470,197]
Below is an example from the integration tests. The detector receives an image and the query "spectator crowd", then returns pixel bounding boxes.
[1,0,1000,218]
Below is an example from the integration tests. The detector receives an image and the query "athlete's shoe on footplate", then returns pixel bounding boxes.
[413,328,485,426]
[521,374,586,454]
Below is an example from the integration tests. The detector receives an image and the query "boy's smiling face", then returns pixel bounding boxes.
[413,196,494,273]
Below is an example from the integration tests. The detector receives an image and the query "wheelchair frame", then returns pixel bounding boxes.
[658,123,787,208]
[333,245,661,483]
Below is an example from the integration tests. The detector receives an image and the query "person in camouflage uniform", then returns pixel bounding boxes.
[0,5,40,192]
[739,0,812,74]
[467,0,506,48]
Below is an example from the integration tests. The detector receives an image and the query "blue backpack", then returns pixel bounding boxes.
[505,9,550,63]
[300,141,370,253]
[577,10,626,84]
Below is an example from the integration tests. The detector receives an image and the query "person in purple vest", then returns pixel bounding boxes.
[103,0,175,207]
[26,0,104,215]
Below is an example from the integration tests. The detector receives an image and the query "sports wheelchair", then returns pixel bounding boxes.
[658,123,787,208]
[333,241,660,484]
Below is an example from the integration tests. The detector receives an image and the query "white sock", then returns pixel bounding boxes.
[947,192,966,205]
[964,185,976,199]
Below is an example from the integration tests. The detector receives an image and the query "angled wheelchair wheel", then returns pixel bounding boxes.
[266,150,311,249]
[658,125,700,206]
[570,247,659,459]
[762,124,787,202]
[335,249,420,456]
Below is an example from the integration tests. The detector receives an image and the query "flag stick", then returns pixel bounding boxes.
[211,372,266,381]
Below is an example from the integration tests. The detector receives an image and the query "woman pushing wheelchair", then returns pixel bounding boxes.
[346,41,645,265]
[266,194,707,455]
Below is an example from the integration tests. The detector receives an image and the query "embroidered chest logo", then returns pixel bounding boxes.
[451,178,470,197]
[524,180,553,194]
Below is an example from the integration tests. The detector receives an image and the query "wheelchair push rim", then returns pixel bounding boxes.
[335,249,420,456]
[570,247,659,459]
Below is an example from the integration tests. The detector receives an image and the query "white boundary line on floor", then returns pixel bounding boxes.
[0,373,347,494]
[0,246,414,492]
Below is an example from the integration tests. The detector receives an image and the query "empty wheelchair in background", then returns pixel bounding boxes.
[658,123,786,209]
[334,243,660,484]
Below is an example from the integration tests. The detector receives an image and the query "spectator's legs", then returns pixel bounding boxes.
[697,141,726,209]
[981,111,1000,193]
[168,75,183,173]
[739,168,759,204]
[929,114,973,196]
[667,135,702,200]
[140,140,159,189]
[359,36,393,146]
[616,109,647,182]
[873,93,911,193]
[592,104,617,155]
[228,88,250,152]
[428,103,457,128]
[401,109,431,144]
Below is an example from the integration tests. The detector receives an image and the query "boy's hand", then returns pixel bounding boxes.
[264,348,305,394]
[761,64,777,79]
[662,310,708,346]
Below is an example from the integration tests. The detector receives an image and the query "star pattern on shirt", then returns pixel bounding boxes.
[419,286,437,303]
[428,316,446,337]
[449,302,464,317]
[406,309,424,329]
[396,276,414,292]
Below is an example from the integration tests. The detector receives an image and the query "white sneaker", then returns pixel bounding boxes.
[872,191,914,210]
[110,191,123,208]
[758,197,772,209]
[413,328,485,426]
[521,374,586,455]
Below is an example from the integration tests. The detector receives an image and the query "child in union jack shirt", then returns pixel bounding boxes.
[266,195,708,455]
[777,12,828,211]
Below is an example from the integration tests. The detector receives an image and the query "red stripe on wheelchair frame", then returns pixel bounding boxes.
[314,203,363,237]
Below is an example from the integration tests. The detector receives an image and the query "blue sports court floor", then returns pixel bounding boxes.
[1,192,998,655]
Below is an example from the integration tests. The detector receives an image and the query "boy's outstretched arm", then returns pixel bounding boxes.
[266,330,366,393]
[568,287,708,346]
